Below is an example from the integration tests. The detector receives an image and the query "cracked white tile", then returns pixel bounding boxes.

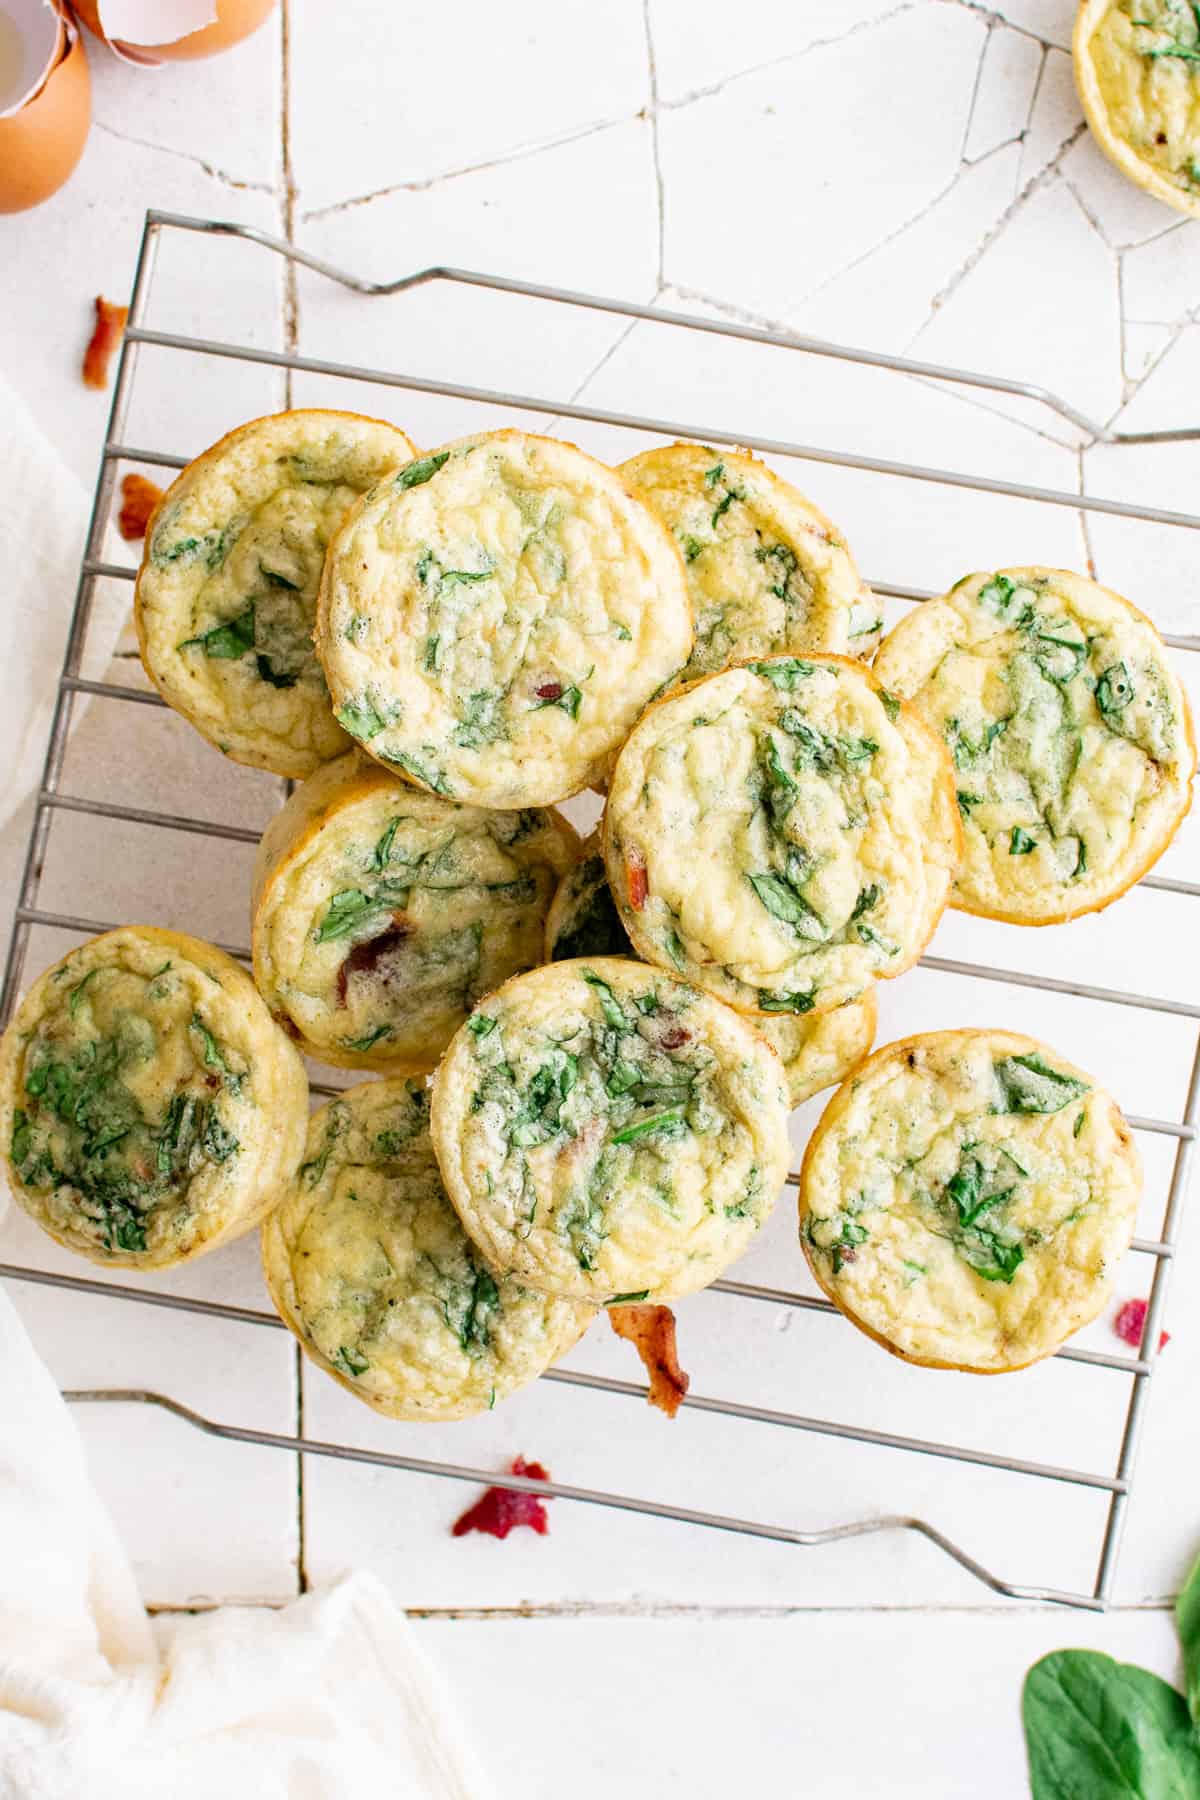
[1057,131,1189,250]
[290,119,658,448]
[1122,320,1177,386]
[913,173,1121,423]
[83,14,280,187]
[1121,224,1200,330]
[963,21,1043,162]
[642,0,665,288]
[92,120,277,196]
[952,0,1073,50]
[287,0,647,213]
[299,116,636,223]
[795,143,1024,351]
[918,122,1087,332]
[648,0,908,107]
[657,3,987,320]
[0,136,284,491]
[1017,45,1082,188]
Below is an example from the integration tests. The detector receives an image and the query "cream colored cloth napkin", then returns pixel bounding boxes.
[0,377,493,1797]
[0,1286,493,1800]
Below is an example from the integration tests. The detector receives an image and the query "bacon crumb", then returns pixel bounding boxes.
[117,473,164,542]
[82,297,129,391]
[626,851,648,912]
[535,681,563,702]
[608,1303,690,1418]
[335,918,413,1006]
[1113,1298,1169,1354]
[451,1457,552,1540]
[658,1025,690,1050]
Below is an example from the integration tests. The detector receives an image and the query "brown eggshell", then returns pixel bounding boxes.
[0,19,90,213]
[73,0,276,63]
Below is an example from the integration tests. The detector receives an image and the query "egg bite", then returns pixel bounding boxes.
[1074,0,1200,220]
[252,751,578,1074]
[315,429,694,807]
[620,442,879,678]
[431,957,791,1304]
[263,1078,594,1421]
[798,1029,1142,1372]
[603,655,960,1017]
[546,831,877,1106]
[135,409,418,777]
[0,926,307,1269]
[873,567,1195,924]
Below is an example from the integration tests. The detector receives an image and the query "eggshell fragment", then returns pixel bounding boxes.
[0,13,89,214]
[73,0,276,64]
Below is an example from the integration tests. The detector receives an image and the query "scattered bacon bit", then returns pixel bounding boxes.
[608,1303,690,1418]
[82,297,129,391]
[451,1457,551,1540]
[535,680,563,702]
[1114,1298,1170,1354]
[658,1025,690,1050]
[626,850,648,912]
[117,473,164,542]
[335,919,412,1005]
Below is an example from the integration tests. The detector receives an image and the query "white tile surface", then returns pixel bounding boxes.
[2,1,1199,1791]
[410,1607,1182,1800]
[964,25,1044,164]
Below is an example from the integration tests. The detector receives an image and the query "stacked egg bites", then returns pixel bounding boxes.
[1,410,1184,1405]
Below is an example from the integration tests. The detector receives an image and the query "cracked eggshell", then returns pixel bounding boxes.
[0,4,89,214]
[73,0,276,65]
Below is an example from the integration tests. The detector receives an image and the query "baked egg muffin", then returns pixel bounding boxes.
[315,429,693,807]
[546,831,877,1106]
[619,443,878,679]
[798,1029,1142,1372]
[135,410,418,778]
[872,567,1195,923]
[263,1078,593,1420]
[1074,0,1200,219]
[430,956,790,1304]
[603,655,960,1017]
[252,751,577,1074]
[0,927,307,1268]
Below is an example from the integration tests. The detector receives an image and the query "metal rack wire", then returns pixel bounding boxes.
[2,209,1197,1611]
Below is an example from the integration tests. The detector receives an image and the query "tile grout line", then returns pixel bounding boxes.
[280,0,298,411]
[144,1598,1181,1620]
[278,0,304,1597]
[641,0,665,289]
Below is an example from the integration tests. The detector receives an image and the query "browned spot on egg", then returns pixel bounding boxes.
[336,917,414,1005]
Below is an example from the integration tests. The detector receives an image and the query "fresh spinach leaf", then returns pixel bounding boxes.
[748,658,814,690]
[332,1345,370,1377]
[747,871,825,938]
[341,1025,392,1054]
[758,989,816,1014]
[993,1052,1089,1115]
[179,604,256,662]
[581,969,628,1032]
[611,1108,687,1145]
[316,889,380,943]
[1096,661,1136,724]
[395,452,449,490]
[337,695,392,741]
[1179,1550,1200,1732]
[1023,1650,1200,1799]
[1010,826,1037,855]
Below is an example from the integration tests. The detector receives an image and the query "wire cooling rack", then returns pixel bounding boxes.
[2,209,1198,1611]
